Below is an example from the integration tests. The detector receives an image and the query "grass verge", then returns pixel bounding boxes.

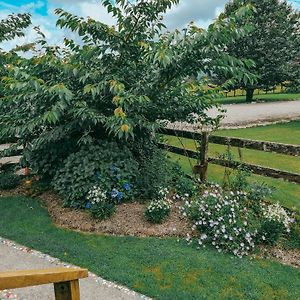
[165,121,300,212]
[216,93,300,105]
[0,196,299,300]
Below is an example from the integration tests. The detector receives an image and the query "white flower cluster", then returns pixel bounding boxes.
[147,199,171,213]
[184,187,257,257]
[87,186,107,205]
[158,187,170,200]
[262,202,294,232]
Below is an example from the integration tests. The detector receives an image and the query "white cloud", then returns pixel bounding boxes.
[1,0,299,51]
[164,0,228,29]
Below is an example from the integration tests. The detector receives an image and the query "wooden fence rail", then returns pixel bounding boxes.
[160,128,300,184]
[162,128,300,157]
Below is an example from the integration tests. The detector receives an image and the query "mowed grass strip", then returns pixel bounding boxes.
[216,93,300,105]
[0,196,300,300]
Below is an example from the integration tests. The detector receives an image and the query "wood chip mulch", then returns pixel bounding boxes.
[40,191,192,238]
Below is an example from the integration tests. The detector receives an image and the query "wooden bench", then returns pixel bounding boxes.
[0,267,88,300]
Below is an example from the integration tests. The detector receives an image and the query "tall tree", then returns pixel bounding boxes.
[220,0,300,102]
[0,13,31,43]
[0,14,31,97]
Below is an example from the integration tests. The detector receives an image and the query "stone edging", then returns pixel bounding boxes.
[0,237,151,300]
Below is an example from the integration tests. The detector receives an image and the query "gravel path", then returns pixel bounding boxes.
[0,237,149,300]
[211,99,300,128]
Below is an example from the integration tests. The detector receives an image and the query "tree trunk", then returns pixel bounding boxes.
[246,88,254,102]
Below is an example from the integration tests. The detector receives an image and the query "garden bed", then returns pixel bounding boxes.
[0,187,191,238]
[0,187,299,269]
[42,191,191,238]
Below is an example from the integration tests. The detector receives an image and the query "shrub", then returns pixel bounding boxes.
[145,200,171,224]
[184,187,258,257]
[132,139,173,200]
[170,163,196,198]
[259,203,293,245]
[86,186,115,220]
[0,172,20,190]
[183,185,293,256]
[145,190,171,224]
[53,141,138,208]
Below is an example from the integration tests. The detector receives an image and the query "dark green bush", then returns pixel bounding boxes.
[132,138,173,200]
[170,163,196,197]
[53,141,139,208]
[90,201,116,220]
[259,220,286,246]
[0,172,21,190]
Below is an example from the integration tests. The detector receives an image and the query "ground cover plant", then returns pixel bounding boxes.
[0,195,299,300]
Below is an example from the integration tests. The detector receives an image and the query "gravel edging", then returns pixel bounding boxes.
[0,236,151,300]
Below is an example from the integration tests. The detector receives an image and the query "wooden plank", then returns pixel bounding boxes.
[0,268,88,290]
[160,143,300,184]
[209,135,300,157]
[54,280,80,300]
[161,128,300,156]
[208,158,300,184]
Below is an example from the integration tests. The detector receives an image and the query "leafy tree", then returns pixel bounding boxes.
[0,0,255,198]
[0,14,31,98]
[0,13,31,42]
[220,0,300,101]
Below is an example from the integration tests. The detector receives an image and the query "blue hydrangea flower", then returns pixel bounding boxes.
[111,188,119,198]
[85,202,92,209]
[123,183,131,191]
[117,192,123,203]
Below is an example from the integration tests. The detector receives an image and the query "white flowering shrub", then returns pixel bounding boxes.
[259,203,294,245]
[145,199,171,224]
[183,184,295,256]
[87,186,108,204]
[86,186,115,220]
[145,188,171,224]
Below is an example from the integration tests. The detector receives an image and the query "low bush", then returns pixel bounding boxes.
[259,203,293,245]
[86,186,115,220]
[145,189,171,224]
[0,172,21,190]
[183,184,293,257]
[53,141,138,208]
[145,199,171,224]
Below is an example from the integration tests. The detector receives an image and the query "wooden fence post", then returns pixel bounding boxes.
[193,131,209,182]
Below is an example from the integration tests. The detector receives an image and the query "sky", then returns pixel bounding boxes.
[0,0,300,50]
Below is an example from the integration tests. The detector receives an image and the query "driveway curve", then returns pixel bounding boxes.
[210,99,300,128]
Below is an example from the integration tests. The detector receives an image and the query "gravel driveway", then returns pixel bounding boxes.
[210,99,300,128]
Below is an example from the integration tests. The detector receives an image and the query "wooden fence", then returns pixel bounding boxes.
[160,128,300,184]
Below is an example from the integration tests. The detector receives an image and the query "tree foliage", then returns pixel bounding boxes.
[220,0,300,101]
[0,0,256,200]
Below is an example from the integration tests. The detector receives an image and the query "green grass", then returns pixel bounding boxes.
[1,196,300,300]
[165,121,300,212]
[216,93,300,105]
[216,121,300,145]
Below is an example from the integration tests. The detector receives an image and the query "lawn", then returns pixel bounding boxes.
[165,121,300,212]
[0,196,299,300]
[216,93,300,105]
